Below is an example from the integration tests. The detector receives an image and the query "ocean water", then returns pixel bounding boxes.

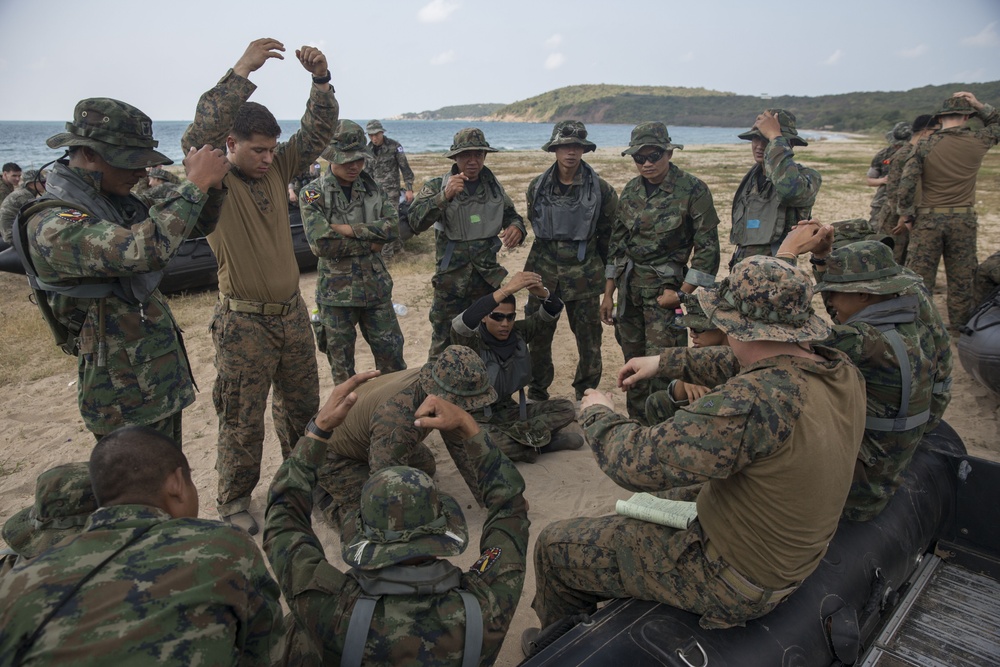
[0,119,846,170]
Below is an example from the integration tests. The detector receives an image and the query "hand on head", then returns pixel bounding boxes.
[414,395,480,439]
[183,145,229,192]
[314,371,381,432]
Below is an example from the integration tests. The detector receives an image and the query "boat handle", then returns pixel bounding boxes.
[677,640,708,667]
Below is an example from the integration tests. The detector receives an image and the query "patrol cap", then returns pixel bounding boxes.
[341,466,469,570]
[444,128,498,158]
[417,345,498,411]
[47,98,172,169]
[622,121,683,156]
[814,240,922,295]
[933,95,976,118]
[22,168,46,184]
[365,119,386,135]
[148,167,178,184]
[698,256,830,343]
[674,298,717,332]
[2,462,97,560]
[542,120,596,153]
[321,120,374,164]
[829,218,894,250]
[738,108,808,147]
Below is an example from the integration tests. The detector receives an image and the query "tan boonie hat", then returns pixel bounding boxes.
[814,240,922,296]
[444,128,498,159]
[698,256,830,343]
[542,120,596,153]
[341,466,469,570]
[365,119,385,135]
[622,121,683,156]
[2,462,97,560]
[47,98,172,169]
[933,95,976,118]
[417,345,497,411]
[321,120,374,164]
[738,108,808,147]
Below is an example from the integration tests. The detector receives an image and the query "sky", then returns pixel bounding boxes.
[1,0,998,121]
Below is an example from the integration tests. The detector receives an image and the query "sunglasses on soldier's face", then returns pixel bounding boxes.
[632,150,665,165]
[487,312,516,322]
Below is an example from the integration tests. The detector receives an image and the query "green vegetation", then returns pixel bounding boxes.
[393,103,505,120]
[493,84,731,121]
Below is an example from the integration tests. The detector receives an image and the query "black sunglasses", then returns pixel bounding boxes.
[487,312,516,322]
[633,150,665,165]
[560,126,588,139]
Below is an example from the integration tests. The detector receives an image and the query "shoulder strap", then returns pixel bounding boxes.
[341,594,378,667]
[864,327,930,432]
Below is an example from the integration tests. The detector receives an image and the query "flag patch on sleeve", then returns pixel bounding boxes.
[56,210,91,222]
[302,188,321,205]
[471,547,502,575]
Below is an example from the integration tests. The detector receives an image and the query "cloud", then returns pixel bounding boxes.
[897,44,927,58]
[545,53,566,70]
[823,49,843,65]
[962,21,999,47]
[545,34,562,49]
[430,50,456,65]
[418,0,460,23]
[953,67,986,82]
[679,51,695,63]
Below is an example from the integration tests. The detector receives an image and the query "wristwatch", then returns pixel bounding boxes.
[306,417,332,439]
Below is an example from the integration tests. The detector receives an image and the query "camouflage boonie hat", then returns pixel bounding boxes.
[830,218,894,250]
[341,466,469,570]
[22,169,46,184]
[933,95,976,118]
[46,98,172,169]
[890,121,912,142]
[321,120,374,164]
[365,119,385,135]
[444,127,498,159]
[148,167,178,184]
[2,462,97,560]
[738,108,808,147]
[675,298,716,332]
[814,240,921,296]
[622,121,683,156]
[542,120,596,153]
[417,345,498,411]
[698,256,830,343]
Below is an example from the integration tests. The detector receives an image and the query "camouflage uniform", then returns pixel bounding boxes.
[19,100,226,443]
[302,120,405,383]
[0,463,97,578]
[867,122,911,225]
[0,169,46,244]
[875,142,915,264]
[182,67,337,518]
[524,121,619,400]
[451,292,577,463]
[532,257,865,631]
[609,122,720,423]
[264,359,527,667]
[0,504,282,666]
[0,179,15,206]
[408,128,526,361]
[730,109,821,267]
[364,122,414,200]
[974,251,1000,308]
[899,96,1000,330]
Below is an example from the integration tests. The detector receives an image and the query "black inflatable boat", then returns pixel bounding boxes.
[520,422,1000,667]
[959,290,1000,396]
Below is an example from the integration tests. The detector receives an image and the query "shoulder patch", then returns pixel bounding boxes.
[301,188,321,205]
[55,209,91,222]
[470,547,502,575]
[397,145,405,153]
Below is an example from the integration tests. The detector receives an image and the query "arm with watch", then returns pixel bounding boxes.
[774,220,834,274]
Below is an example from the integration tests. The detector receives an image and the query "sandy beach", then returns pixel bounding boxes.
[1,138,997,666]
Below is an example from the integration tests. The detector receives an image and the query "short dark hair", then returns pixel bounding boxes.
[912,114,936,133]
[230,102,281,141]
[2,162,21,173]
[90,425,190,506]
[500,294,516,307]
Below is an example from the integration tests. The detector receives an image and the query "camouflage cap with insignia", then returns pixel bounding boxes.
[621,121,683,156]
[542,120,597,153]
[321,120,374,164]
[2,462,97,560]
[738,108,808,147]
[698,256,830,342]
[444,127,498,158]
[46,98,172,169]
[365,119,385,135]
[148,167,179,184]
[341,466,469,570]
[933,95,977,118]
[417,345,498,411]
[814,240,922,296]
[830,218,894,249]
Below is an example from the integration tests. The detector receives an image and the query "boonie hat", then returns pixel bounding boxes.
[738,108,808,147]
[542,120,596,153]
[365,119,386,135]
[417,345,498,411]
[933,95,976,118]
[47,98,172,169]
[675,298,716,332]
[698,256,830,343]
[830,218,894,250]
[890,121,912,142]
[814,240,922,295]
[341,466,469,570]
[148,167,178,184]
[22,169,46,184]
[2,462,97,560]
[444,128,498,159]
[622,121,683,156]
[322,120,374,164]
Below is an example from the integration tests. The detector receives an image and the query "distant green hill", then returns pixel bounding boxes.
[492,84,731,121]
[392,103,505,120]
